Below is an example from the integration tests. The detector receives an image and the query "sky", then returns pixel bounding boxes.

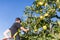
[0,0,34,40]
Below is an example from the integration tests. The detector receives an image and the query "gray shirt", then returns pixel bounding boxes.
[9,22,21,36]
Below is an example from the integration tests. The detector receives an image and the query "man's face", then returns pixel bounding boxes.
[16,20,20,23]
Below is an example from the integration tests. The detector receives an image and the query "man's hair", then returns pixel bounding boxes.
[15,17,21,22]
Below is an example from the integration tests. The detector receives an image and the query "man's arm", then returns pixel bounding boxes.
[3,29,11,38]
[20,27,29,33]
[16,23,29,32]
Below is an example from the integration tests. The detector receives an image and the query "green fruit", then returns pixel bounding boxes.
[43,25,47,30]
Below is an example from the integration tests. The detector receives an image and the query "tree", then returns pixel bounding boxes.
[20,0,60,40]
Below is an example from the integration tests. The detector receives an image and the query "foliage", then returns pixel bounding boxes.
[20,0,60,40]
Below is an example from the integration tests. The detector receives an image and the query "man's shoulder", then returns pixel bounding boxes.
[14,22,21,26]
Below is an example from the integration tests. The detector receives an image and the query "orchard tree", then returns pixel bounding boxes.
[20,0,60,40]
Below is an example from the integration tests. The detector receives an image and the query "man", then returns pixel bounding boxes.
[3,17,29,40]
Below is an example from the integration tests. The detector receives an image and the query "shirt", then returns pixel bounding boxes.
[9,22,21,36]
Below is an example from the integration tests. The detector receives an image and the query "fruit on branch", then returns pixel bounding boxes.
[44,13,49,17]
[43,25,47,30]
[34,25,38,32]
[36,10,39,13]
[34,29,38,32]
[57,20,60,26]
[37,2,44,6]
[40,16,44,20]
[59,5,60,8]
[36,5,39,7]
[44,3,48,7]
[56,0,60,2]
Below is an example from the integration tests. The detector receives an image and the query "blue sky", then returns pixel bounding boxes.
[0,0,34,40]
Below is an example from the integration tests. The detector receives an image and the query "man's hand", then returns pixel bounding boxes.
[20,27,29,33]
[27,29,29,31]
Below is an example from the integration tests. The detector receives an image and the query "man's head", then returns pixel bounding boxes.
[15,17,21,23]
